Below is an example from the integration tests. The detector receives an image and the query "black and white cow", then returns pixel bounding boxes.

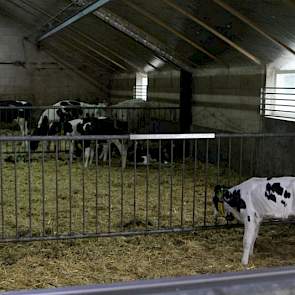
[213,177,295,265]
[31,100,107,150]
[64,117,128,168]
[0,100,32,136]
[127,141,171,165]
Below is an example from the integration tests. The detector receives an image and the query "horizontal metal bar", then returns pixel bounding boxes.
[264,115,295,121]
[264,87,295,89]
[263,98,295,102]
[264,103,295,107]
[38,0,112,41]
[3,132,295,142]
[263,108,295,113]
[6,266,295,295]
[0,227,194,243]
[130,134,216,140]
[216,132,295,138]
[0,106,181,110]
[263,92,295,96]
[0,135,130,142]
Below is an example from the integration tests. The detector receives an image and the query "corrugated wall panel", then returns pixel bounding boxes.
[148,70,180,106]
[192,66,265,132]
[110,73,136,104]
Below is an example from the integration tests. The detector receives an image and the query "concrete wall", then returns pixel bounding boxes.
[148,70,180,107]
[0,14,106,105]
[191,66,265,133]
[109,73,136,104]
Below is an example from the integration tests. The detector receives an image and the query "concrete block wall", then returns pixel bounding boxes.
[148,70,180,107]
[109,73,136,104]
[191,66,265,133]
[0,14,107,106]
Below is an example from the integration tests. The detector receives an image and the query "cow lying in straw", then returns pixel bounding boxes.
[213,177,295,265]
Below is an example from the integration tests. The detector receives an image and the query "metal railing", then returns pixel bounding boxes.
[0,105,180,136]
[0,132,293,242]
[133,85,148,100]
[4,265,295,294]
[260,87,295,121]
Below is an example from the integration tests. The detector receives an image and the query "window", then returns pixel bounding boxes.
[134,73,148,101]
[262,70,295,121]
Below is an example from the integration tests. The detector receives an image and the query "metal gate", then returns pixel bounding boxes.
[0,132,292,242]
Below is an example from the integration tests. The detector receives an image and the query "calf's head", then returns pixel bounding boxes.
[213,185,235,222]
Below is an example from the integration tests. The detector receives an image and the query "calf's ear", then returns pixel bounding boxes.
[223,190,231,202]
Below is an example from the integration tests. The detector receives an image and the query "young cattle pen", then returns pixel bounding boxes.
[0,133,294,290]
[0,132,292,242]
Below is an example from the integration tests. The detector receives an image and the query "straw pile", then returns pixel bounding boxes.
[0,152,294,291]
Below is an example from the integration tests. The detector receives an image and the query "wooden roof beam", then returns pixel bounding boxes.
[44,44,109,94]
[213,0,295,56]
[37,0,112,42]
[92,8,195,72]
[122,0,223,64]
[161,0,261,65]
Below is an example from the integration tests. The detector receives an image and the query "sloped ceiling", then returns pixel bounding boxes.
[0,0,295,81]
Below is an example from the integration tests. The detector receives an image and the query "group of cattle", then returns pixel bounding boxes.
[0,99,168,167]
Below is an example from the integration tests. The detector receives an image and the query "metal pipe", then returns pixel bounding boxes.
[38,0,113,41]
[93,8,194,72]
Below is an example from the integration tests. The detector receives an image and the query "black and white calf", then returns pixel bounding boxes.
[64,117,127,168]
[0,100,32,136]
[31,100,107,150]
[213,177,295,265]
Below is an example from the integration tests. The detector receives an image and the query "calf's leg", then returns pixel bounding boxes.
[241,221,257,265]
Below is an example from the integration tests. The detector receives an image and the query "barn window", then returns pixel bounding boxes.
[134,72,148,101]
[262,70,295,121]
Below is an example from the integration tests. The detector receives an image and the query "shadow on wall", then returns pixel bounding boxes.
[191,120,295,178]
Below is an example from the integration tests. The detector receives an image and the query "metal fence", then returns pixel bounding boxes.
[260,87,295,121]
[0,105,180,136]
[0,132,293,242]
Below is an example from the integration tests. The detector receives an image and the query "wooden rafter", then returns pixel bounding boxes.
[93,8,195,72]
[44,44,109,93]
[54,35,117,72]
[69,27,144,72]
[213,0,295,56]
[19,0,140,72]
[161,0,261,65]
[122,0,223,63]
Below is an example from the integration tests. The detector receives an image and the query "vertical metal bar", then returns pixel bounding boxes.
[0,142,4,239]
[181,140,185,228]
[133,140,137,228]
[145,139,149,230]
[120,139,124,231]
[157,139,161,229]
[68,139,72,235]
[95,140,99,233]
[262,135,265,176]
[169,139,174,228]
[55,141,59,235]
[203,139,209,227]
[239,137,243,183]
[192,139,197,227]
[108,141,111,233]
[28,140,32,237]
[14,142,18,238]
[217,137,220,184]
[82,140,86,234]
[228,137,232,186]
[41,141,45,236]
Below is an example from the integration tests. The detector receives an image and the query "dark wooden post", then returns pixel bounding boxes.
[179,70,192,133]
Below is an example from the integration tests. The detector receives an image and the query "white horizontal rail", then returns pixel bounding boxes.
[130,133,215,140]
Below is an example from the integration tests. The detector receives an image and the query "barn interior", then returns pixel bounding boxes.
[0,0,295,292]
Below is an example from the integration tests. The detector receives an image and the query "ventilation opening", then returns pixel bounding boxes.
[134,73,148,101]
[262,70,295,121]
